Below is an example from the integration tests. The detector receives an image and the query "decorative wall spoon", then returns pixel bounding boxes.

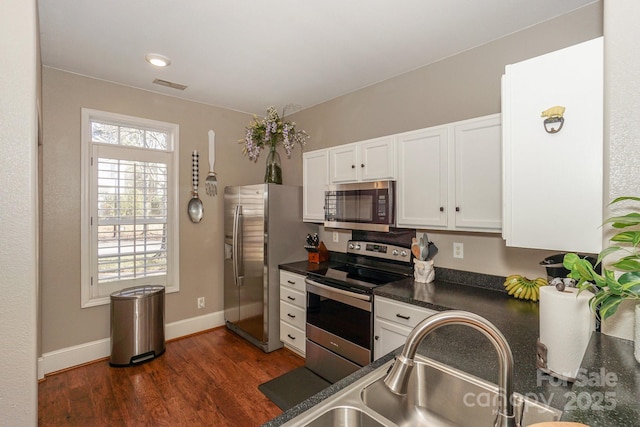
[188,150,204,223]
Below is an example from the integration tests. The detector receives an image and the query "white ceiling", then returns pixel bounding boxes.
[38,0,596,115]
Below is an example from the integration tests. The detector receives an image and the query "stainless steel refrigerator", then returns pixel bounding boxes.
[224,183,315,352]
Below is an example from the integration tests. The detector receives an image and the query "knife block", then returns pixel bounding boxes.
[307,241,329,264]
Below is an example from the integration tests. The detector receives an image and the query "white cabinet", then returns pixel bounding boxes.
[279,270,307,356]
[329,136,396,183]
[302,149,329,222]
[453,115,502,230]
[396,126,449,227]
[502,37,603,253]
[373,296,437,360]
[396,114,502,232]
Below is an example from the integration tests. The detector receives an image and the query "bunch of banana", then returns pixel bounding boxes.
[503,275,548,302]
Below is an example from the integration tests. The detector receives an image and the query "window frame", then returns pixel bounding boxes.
[80,108,180,308]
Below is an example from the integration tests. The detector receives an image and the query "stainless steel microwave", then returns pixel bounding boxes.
[324,181,395,232]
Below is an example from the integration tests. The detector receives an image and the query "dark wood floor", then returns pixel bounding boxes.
[38,327,304,426]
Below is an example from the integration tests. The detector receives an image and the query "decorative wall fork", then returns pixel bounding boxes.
[205,130,217,196]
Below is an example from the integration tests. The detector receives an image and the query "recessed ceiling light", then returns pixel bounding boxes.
[145,53,171,67]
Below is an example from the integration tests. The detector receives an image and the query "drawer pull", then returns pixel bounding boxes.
[287,280,296,284]
[396,313,410,320]
[287,334,296,340]
[287,313,296,319]
[287,296,296,301]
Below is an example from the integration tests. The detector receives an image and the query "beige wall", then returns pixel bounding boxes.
[41,3,604,354]
[296,3,603,279]
[41,68,266,352]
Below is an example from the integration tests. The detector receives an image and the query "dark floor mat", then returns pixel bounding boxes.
[258,367,331,411]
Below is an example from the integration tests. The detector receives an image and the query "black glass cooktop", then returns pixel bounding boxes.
[307,263,408,293]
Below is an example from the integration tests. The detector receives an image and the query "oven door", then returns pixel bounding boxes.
[305,279,373,383]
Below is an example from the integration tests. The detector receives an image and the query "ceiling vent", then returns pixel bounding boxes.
[152,78,188,91]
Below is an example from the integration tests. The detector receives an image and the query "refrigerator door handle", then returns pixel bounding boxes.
[232,204,243,286]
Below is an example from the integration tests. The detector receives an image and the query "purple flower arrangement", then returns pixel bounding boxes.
[241,106,309,162]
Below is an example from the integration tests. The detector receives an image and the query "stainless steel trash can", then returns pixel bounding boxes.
[110,285,165,366]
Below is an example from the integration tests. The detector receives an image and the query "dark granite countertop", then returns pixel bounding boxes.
[268,262,640,427]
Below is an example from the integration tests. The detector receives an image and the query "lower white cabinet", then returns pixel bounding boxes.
[373,296,437,360]
[279,270,307,356]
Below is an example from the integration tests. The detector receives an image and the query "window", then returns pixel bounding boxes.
[81,109,179,307]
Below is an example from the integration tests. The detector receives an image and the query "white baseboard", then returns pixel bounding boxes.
[38,310,225,379]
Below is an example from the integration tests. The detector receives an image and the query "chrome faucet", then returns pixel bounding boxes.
[383,310,520,427]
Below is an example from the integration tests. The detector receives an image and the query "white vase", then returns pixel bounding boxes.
[635,304,640,363]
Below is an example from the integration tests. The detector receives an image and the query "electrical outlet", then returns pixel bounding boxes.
[453,242,464,259]
[333,232,339,243]
[197,297,205,309]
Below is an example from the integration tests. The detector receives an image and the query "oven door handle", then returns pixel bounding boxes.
[305,279,372,309]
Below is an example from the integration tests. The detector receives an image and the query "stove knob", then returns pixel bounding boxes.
[400,250,408,257]
[354,244,361,250]
[392,249,399,256]
[348,243,355,250]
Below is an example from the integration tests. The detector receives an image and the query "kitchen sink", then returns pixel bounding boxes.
[304,407,386,427]
[280,355,562,427]
[361,357,562,427]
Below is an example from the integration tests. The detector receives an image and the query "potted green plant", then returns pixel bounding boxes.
[564,196,640,318]
[563,196,640,361]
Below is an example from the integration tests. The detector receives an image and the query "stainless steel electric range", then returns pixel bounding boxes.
[304,240,413,383]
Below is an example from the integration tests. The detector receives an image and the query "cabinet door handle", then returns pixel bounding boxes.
[287,295,296,301]
[456,206,460,212]
[396,313,410,320]
[287,280,296,284]
[439,207,444,212]
[287,334,296,340]
[351,164,355,169]
[374,335,379,341]
[287,313,296,318]
[361,163,365,168]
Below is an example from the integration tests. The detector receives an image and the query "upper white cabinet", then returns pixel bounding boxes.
[396,114,502,232]
[453,115,502,230]
[396,126,449,227]
[502,37,603,253]
[329,136,396,183]
[303,149,329,222]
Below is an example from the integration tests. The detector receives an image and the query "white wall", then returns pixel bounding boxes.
[0,0,39,424]
[600,0,640,339]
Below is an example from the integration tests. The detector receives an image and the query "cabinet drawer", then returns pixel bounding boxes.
[280,322,305,353]
[280,300,305,331]
[281,286,305,309]
[375,296,437,329]
[280,270,306,293]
